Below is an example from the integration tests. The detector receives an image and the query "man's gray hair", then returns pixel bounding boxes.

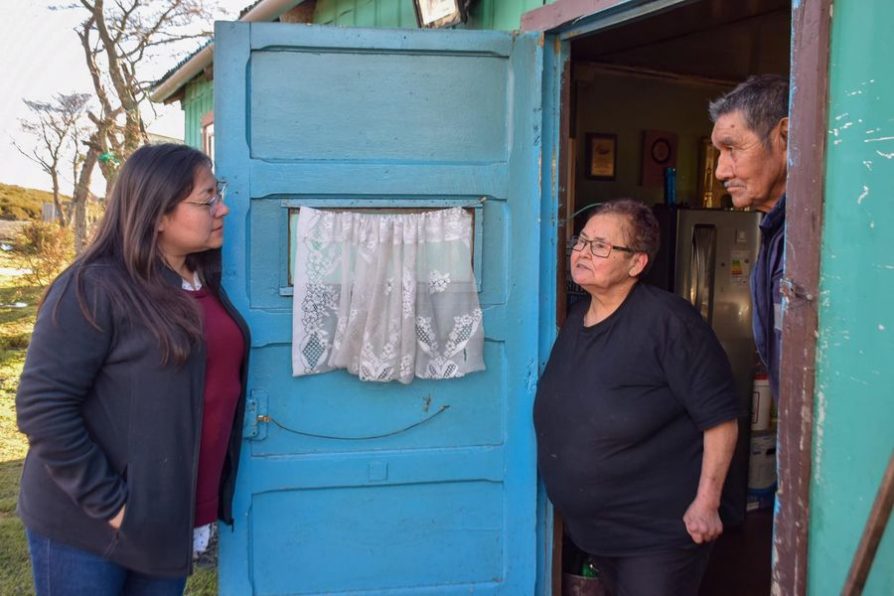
[709,74,789,144]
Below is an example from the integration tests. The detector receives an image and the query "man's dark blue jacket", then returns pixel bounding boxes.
[751,195,785,400]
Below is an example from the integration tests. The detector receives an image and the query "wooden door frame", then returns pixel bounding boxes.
[522,1,832,594]
[773,1,832,594]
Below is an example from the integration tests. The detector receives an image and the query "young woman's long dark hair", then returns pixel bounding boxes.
[54,143,217,365]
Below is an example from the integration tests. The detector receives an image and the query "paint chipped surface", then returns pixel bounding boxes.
[856,185,869,204]
[813,390,827,483]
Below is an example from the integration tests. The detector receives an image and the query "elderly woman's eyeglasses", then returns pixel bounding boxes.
[184,181,227,213]
[570,235,636,258]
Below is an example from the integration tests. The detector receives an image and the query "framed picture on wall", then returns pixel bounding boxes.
[585,133,617,180]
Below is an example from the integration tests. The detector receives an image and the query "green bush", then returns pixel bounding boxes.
[17,222,74,287]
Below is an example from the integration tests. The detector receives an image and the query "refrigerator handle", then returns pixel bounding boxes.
[689,224,717,323]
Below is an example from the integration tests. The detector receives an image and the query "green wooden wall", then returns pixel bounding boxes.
[182,78,213,150]
[808,1,894,594]
[313,0,548,30]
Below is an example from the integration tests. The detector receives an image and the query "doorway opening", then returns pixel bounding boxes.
[553,1,791,594]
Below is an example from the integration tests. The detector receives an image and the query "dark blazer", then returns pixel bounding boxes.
[16,256,249,578]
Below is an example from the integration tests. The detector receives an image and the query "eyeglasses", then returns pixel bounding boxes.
[184,180,227,214]
[570,235,636,258]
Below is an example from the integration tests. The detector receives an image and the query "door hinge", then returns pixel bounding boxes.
[243,389,268,441]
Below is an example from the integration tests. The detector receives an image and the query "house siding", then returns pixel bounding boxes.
[183,78,213,150]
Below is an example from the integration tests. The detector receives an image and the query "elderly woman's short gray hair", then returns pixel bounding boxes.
[585,199,660,274]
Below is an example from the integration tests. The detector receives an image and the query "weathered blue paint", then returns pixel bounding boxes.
[536,33,568,596]
[178,1,554,151]
[215,21,546,594]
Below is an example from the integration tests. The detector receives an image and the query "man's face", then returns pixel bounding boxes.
[711,110,788,213]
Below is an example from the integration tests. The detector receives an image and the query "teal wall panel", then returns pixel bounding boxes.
[809,2,894,594]
[315,0,417,27]
[182,78,213,150]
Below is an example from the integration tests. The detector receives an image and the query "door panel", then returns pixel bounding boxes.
[215,22,543,595]
[249,51,509,162]
[251,482,503,594]
[247,344,507,455]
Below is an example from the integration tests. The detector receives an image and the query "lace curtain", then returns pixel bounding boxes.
[292,207,485,383]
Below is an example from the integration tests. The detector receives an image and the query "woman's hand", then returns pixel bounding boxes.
[683,498,722,543]
[685,419,738,544]
[108,505,126,530]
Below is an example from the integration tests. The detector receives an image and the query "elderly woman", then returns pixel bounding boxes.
[534,199,739,596]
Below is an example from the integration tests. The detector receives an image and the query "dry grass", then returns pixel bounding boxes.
[0,249,39,596]
[0,249,40,463]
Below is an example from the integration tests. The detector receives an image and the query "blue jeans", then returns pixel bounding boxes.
[25,527,186,596]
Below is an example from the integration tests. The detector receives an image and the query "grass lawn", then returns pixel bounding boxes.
[0,249,217,595]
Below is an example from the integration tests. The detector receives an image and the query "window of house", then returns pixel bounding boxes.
[201,111,214,161]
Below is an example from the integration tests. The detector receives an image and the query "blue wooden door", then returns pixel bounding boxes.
[214,22,544,595]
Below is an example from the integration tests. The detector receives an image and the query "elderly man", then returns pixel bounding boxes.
[709,74,789,401]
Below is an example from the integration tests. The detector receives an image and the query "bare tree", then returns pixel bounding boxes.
[70,134,101,253]
[44,0,214,252]
[68,0,213,192]
[14,93,91,228]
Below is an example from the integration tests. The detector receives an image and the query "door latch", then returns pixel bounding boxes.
[243,389,268,441]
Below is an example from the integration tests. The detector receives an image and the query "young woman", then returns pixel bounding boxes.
[16,143,250,595]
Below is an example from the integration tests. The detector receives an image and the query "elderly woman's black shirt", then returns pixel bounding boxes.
[534,283,739,556]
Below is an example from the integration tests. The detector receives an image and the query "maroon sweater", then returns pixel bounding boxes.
[189,288,245,526]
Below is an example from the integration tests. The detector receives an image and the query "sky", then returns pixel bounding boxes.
[0,1,249,194]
